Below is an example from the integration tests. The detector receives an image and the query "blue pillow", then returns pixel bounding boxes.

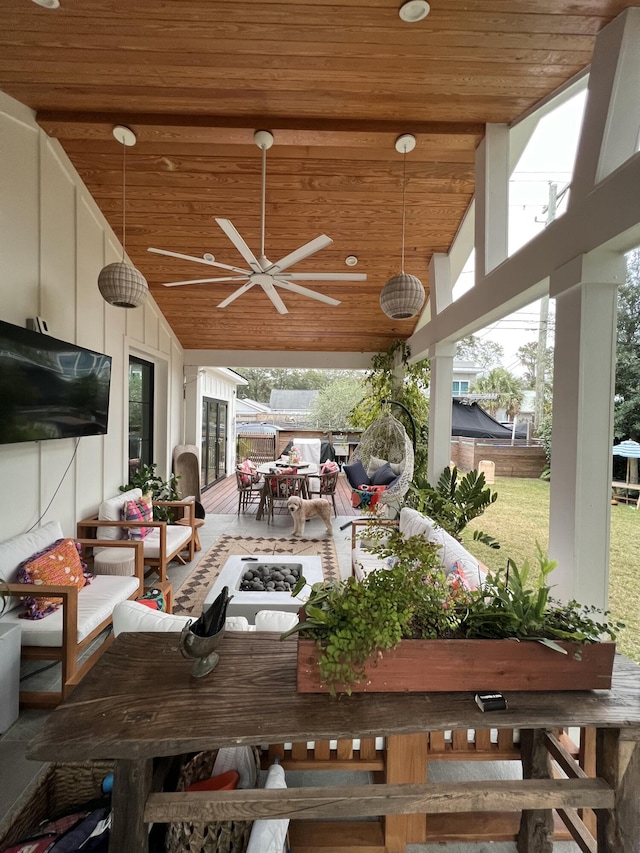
[371,462,398,486]
[343,459,370,489]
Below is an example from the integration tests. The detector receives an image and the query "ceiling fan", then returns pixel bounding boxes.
[148,130,367,314]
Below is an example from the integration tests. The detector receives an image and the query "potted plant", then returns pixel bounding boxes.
[285,531,623,695]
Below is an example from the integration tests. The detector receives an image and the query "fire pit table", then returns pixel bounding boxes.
[203,554,323,623]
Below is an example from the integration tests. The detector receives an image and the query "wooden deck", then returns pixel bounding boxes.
[201,470,360,516]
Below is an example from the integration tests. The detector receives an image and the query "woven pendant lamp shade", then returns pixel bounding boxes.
[379,273,425,320]
[98,261,148,309]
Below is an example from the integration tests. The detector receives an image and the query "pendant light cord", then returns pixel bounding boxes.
[121,140,127,261]
[260,142,267,259]
[401,148,407,274]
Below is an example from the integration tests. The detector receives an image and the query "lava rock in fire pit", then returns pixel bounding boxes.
[240,563,302,593]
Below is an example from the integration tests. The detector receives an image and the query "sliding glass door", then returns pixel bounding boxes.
[201,398,228,488]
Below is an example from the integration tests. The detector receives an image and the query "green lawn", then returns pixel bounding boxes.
[461,477,640,663]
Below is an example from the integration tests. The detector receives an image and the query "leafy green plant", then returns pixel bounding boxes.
[408,466,500,547]
[285,539,623,694]
[120,463,180,521]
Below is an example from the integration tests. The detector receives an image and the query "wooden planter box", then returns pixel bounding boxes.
[296,638,616,693]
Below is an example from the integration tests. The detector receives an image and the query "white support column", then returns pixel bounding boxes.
[428,343,455,486]
[474,124,509,280]
[548,252,625,609]
[429,252,452,316]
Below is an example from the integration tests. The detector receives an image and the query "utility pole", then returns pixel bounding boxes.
[534,182,558,432]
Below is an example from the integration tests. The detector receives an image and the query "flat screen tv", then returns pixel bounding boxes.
[0,320,112,445]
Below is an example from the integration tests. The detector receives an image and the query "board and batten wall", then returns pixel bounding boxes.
[0,91,185,542]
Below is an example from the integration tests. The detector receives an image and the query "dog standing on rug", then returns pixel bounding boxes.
[287,495,333,537]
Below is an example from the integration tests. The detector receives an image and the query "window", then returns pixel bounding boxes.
[129,357,154,476]
[452,381,470,395]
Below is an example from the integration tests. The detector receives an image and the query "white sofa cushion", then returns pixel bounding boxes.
[0,520,64,614]
[141,524,192,559]
[352,546,390,581]
[399,507,436,540]
[98,488,142,540]
[1,574,139,647]
[112,601,297,636]
[254,610,297,633]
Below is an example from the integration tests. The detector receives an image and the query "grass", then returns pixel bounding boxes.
[461,477,640,663]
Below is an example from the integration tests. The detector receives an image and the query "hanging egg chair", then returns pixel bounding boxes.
[350,411,414,508]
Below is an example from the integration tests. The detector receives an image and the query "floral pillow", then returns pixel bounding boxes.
[122,491,154,539]
[320,460,339,474]
[17,538,91,620]
[238,459,260,487]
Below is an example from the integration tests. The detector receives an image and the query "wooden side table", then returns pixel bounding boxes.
[175,517,204,551]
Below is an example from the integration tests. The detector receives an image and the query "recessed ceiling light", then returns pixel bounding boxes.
[345,256,358,266]
[399,0,430,23]
[31,0,60,8]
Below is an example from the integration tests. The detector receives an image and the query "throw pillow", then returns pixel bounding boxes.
[371,462,398,486]
[122,491,154,539]
[238,459,260,487]
[366,455,387,479]
[343,459,369,490]
[17,538,90,619]
[320,460,339,474]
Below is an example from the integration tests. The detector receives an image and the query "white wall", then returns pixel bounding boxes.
[0,92,184,541]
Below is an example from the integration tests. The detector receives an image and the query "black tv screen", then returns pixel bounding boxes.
[0,320,112,445]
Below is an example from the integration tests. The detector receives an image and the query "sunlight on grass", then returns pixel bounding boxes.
[462,477,639,663]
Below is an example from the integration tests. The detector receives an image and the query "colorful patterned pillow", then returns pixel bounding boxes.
[238,459,260,487]
[122,491,154,539]
[17,538,90,619]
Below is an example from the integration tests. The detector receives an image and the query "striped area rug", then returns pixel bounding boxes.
[173,534,340,616]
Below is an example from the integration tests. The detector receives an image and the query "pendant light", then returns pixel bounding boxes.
[379,134,425,320]
[98,125,148,309]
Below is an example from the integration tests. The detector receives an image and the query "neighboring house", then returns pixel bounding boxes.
[452,360,483,396]
[235,398,272,422]
[268,390,319,423]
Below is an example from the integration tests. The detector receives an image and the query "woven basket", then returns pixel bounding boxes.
[165,749,260,853]
[0,760,113,850]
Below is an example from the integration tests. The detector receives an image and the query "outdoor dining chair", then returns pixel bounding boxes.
[307,469,339,515]
[235,466,264,515]
[264,472,308,524]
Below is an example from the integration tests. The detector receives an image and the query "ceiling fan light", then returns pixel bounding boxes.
[98,262,148,308]
[380,273,425,319]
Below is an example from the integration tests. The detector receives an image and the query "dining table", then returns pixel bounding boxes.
[254,461,318,520]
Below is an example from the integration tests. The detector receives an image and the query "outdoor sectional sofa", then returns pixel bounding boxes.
[0,520,144,708]
[351,506,488,587]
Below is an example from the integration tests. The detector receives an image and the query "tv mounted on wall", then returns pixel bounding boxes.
[0,319,112,446]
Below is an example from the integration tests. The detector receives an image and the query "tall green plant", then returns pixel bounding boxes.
[408,466,499,548]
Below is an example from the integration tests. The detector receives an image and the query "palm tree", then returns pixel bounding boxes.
[471,368,524,419]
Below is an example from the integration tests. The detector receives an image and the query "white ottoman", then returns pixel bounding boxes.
[94,546,137,576]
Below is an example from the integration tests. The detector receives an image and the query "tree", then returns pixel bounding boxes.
[350,341,431,475]
[471,368,524,418]
[308,376,364,429]
[233,367,364,403]
[456,335,504,372]
[614,248,640,440]
[517,340,554,392]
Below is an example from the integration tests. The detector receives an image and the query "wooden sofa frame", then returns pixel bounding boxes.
[265,727,595,846]
[4,539,144,709]
[76,498,196,584]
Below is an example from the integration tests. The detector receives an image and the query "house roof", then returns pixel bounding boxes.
[269,389,319,412]
[1,0,635,357]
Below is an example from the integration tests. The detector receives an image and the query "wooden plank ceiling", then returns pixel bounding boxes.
[1,0,636,354]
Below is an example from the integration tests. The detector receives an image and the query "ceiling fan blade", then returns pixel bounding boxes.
[217,281,257,308]
[162,276,249,288]
[274,279,341,307]
[266,235,333,274]
[260,281,289,315]
[148,247,249,274]
[215,219,263,273]
[283,272,367,281]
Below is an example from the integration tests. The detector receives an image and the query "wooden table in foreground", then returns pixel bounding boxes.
[28,634,640,853]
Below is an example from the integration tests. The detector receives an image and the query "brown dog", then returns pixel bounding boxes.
[287,495,333,536]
